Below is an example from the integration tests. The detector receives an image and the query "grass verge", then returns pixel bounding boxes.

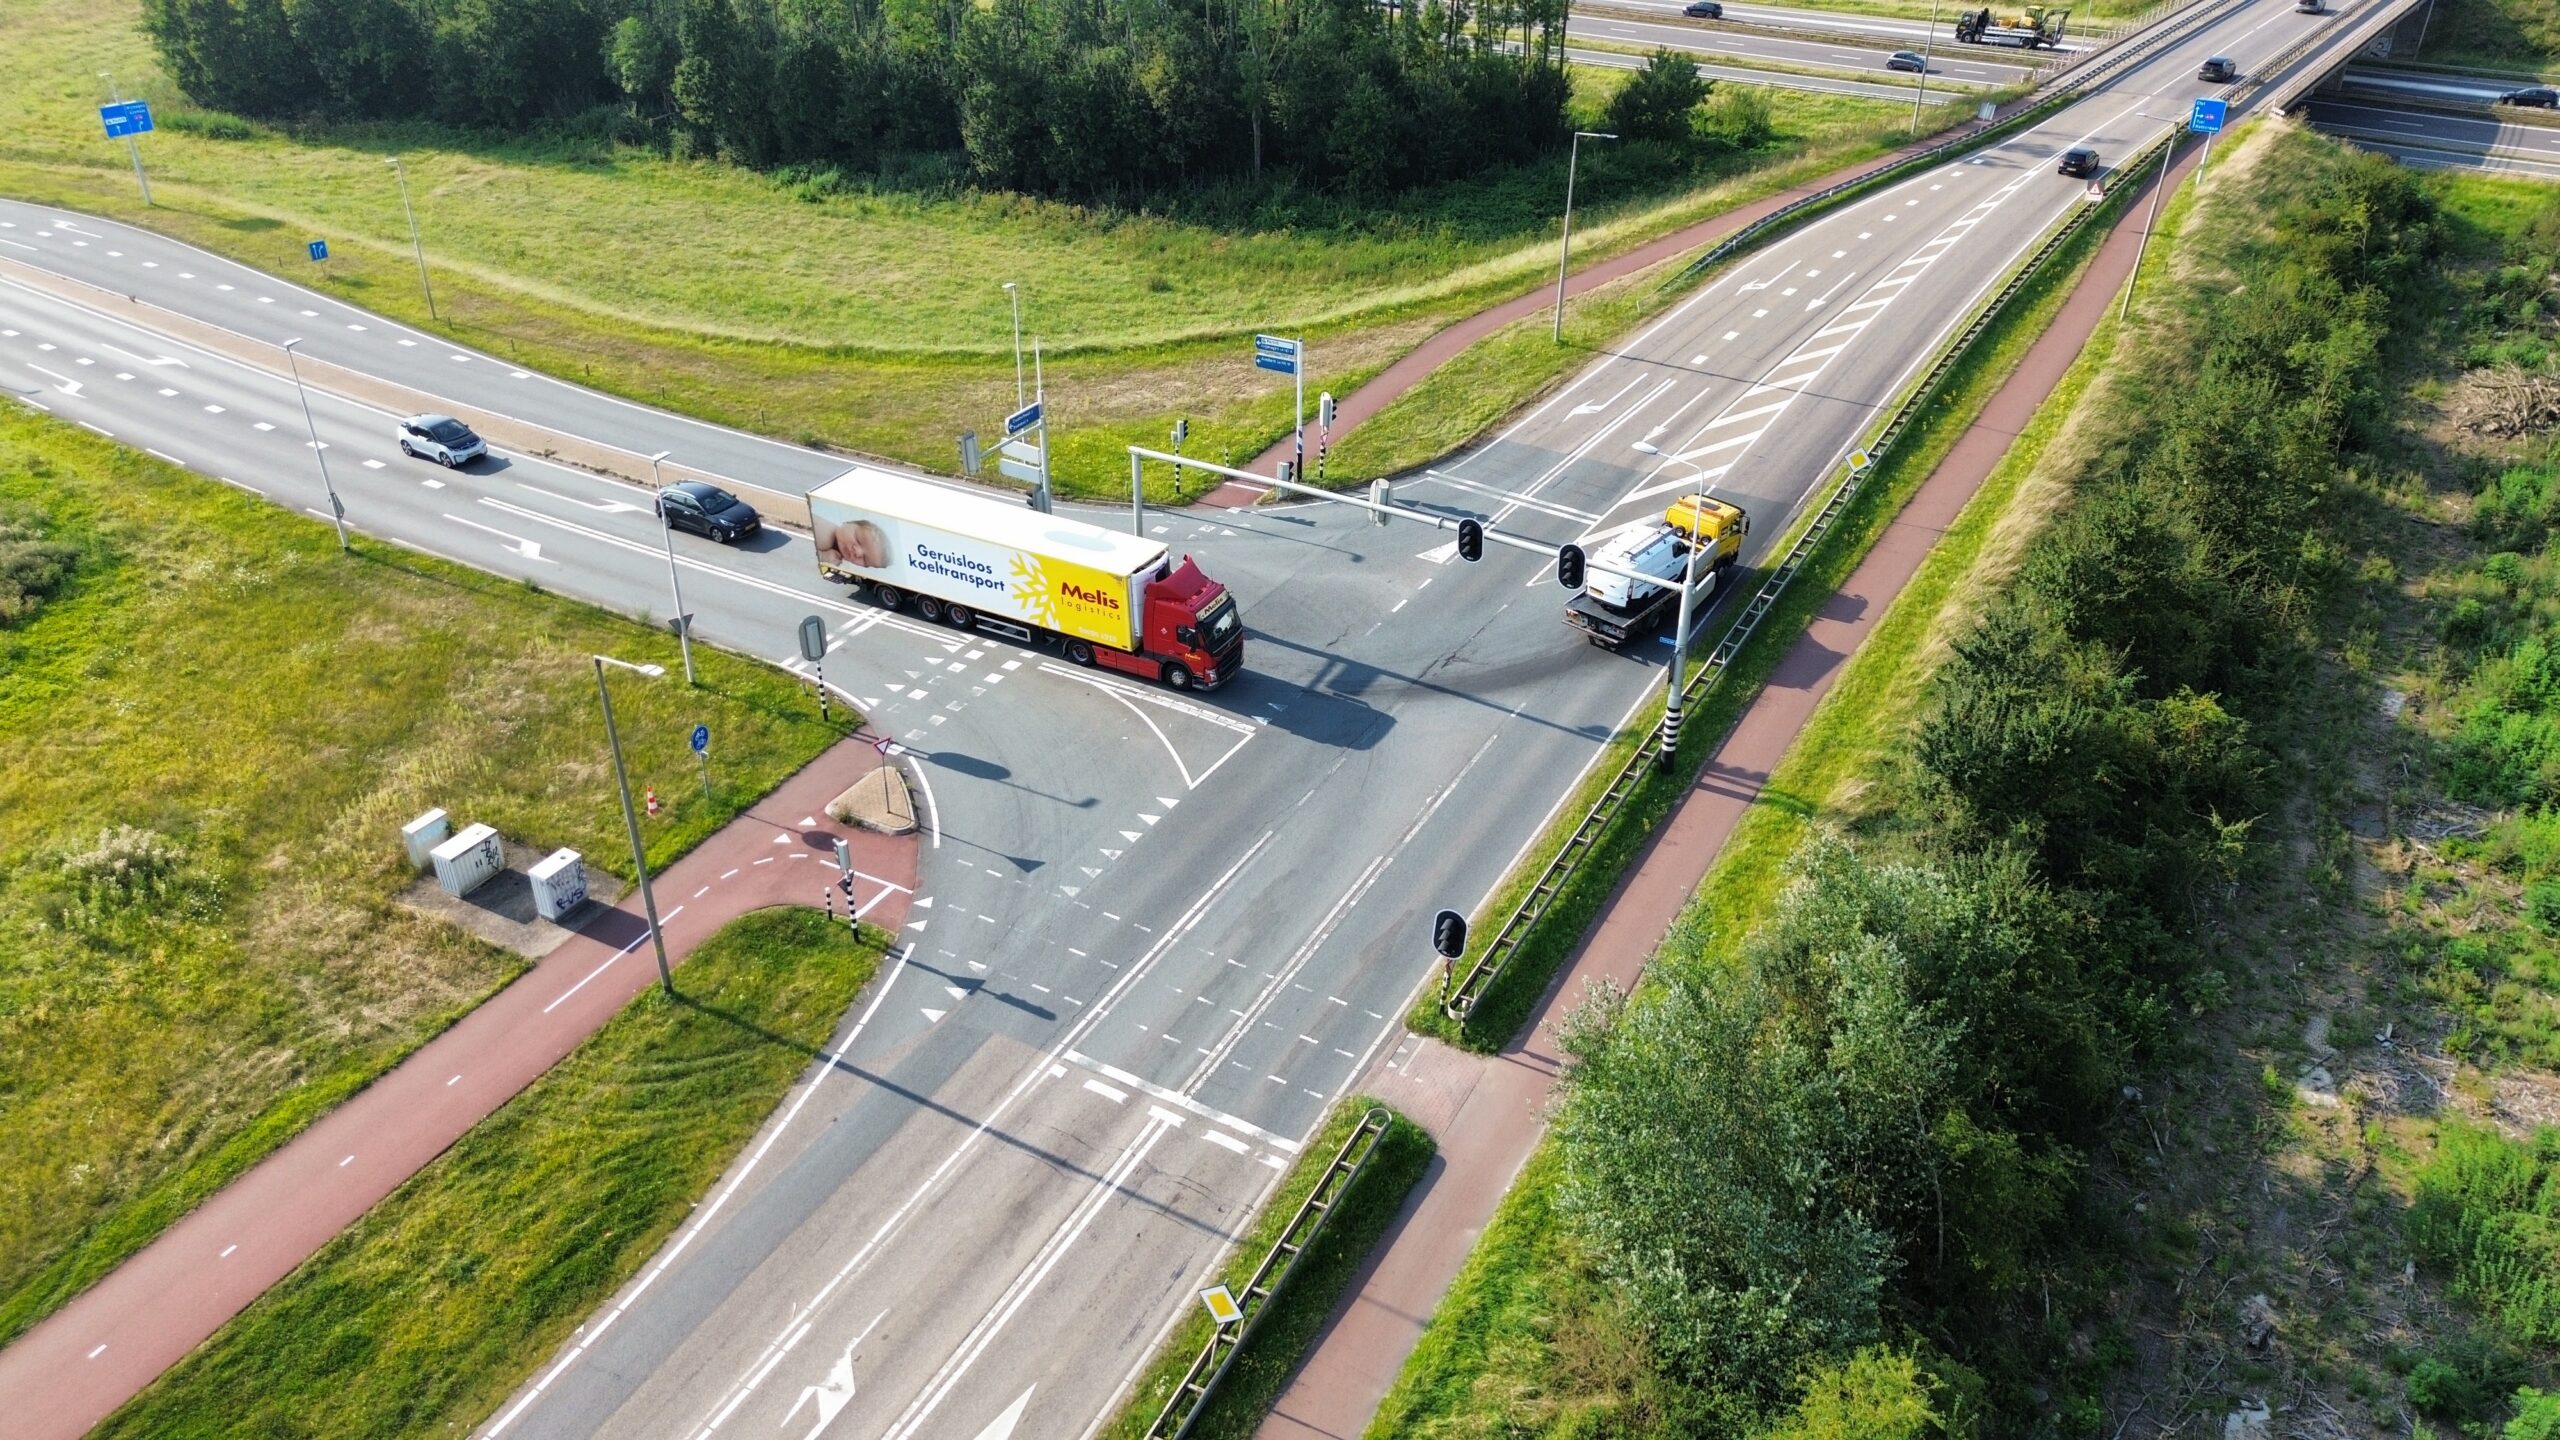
[1093,1100,1435,1440]
[1404,125,2142,1053]
[90,908,884,1438]
[0,406,849,1346]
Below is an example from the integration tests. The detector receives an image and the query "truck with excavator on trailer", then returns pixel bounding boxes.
[1563,495,1750,649]
[808,466,1244,690]
[1952,5,2070,46]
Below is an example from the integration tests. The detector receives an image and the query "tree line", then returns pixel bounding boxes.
[1552,133,2441,1432]
[139,0,1575,199]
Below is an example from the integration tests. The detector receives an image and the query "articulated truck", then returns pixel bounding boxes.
[808,466,1243,690]
[1564,495,1750,649]
[1952,4,2070,45]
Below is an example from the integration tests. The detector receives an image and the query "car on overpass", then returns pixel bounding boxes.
[395,413,486,468]
[655,480,763,543]
[2057,145,2101,177]
[1886,49,1927,71]
[2497,86,2560,108]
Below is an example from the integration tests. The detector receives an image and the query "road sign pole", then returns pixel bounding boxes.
[2199,129,2215,186]
[1293,347,1305,484]
[100,76,152,206]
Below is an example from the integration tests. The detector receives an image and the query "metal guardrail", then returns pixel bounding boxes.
[1668,0,2251,289]
[1441,77,2207,1024]
[1143,1107,1392,1440]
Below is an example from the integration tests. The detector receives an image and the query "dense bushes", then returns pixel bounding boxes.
[1552,131,2442,1430]
[140,0,1573,201]
[0,509,78,624]
[2410,1121,2560,1347]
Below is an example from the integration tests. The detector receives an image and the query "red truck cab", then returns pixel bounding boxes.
[1089,556,1241,691]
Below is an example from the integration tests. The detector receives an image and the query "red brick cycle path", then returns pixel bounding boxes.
[1254,132,2206,1440]
[0,740,917,1440]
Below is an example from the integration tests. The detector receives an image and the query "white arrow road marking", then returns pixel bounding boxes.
[99,342,186,368]
[443,513,552,564]
[784,1312,883,1440]
[25,364,80,397]
[966,1387,1035,1440]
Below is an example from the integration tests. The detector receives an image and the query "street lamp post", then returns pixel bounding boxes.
[646,451,696,686]
[1553,131,1617,343]
[279,338,349,552]
[1911,0,1942,131]
[99,72,151,206]
[1657,490,1708,772]
[1002,281,1026,407]
[2122,132,2178,321]
[594,654,675,995]
[385,157,437,320]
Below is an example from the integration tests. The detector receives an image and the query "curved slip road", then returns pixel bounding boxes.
[0,2,2404,1430]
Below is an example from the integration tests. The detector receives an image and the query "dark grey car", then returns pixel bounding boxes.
[655,481,763,543]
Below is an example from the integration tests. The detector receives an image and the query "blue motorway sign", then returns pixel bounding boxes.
[307,239,329,262]
[100,100,153,139]
[1253,333,1300,375]
[2188,97,2227,134]
[1004,399,1042,437]
[690,724,710,755]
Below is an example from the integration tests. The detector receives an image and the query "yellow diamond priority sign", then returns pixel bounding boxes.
[1199,1285,1243,1327]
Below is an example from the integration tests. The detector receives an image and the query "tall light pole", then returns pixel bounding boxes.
[1002,281,1025,407]
[1554,131,1617,343]
[1911,0,1942,132]
[98,71,151,206]
[2122,131,2178,321]
[594,653,675,995]
[280,338,349,552]
[385,157,437,320]
[646,451,696,686]
[1657,488,1708,772]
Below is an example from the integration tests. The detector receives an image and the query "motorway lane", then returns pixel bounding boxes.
[1569,8,2031,85]
[0,0,2392,1431]
[2301,94,2560,176]
[1592,0,2098,48]
[1562,42,1956,99]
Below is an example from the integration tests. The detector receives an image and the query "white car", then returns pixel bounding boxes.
[397,413,487,467]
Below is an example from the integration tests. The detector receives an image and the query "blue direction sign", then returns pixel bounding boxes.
[99,100,153,139]
[307,239,329,262]
[690,724,710,755]
[2188,97,2227,134]
[1004,399,1042,437]
[1253,333,1300,376]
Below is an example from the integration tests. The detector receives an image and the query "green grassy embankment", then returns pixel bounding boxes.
[0,0,1952,498]
[0,406,849,1346]
[92,909,885,1439]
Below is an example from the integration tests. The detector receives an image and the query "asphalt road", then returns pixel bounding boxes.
[1568,7,2032,87]
[2302,92,2560,176]
[0,0,2404,1431]
[1563,41,1974,99]
[1592,0,2099,50]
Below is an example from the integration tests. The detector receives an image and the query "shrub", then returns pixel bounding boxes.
[2406,1122,2560,1346]
[0,510,77,622]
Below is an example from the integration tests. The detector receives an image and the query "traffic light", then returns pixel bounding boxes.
[1557,543,1586,591]
[1432,908,1468,960]
[1457,518,1484,563]
[1319,392,1337,430]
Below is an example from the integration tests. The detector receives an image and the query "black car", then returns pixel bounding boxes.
[2198,55,2237,81]
[655,481,762,543]
[1886,49,1927,72]
[1682,1,1724,16]
[2057,146,2100,177]
[2499,86,2560,108]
